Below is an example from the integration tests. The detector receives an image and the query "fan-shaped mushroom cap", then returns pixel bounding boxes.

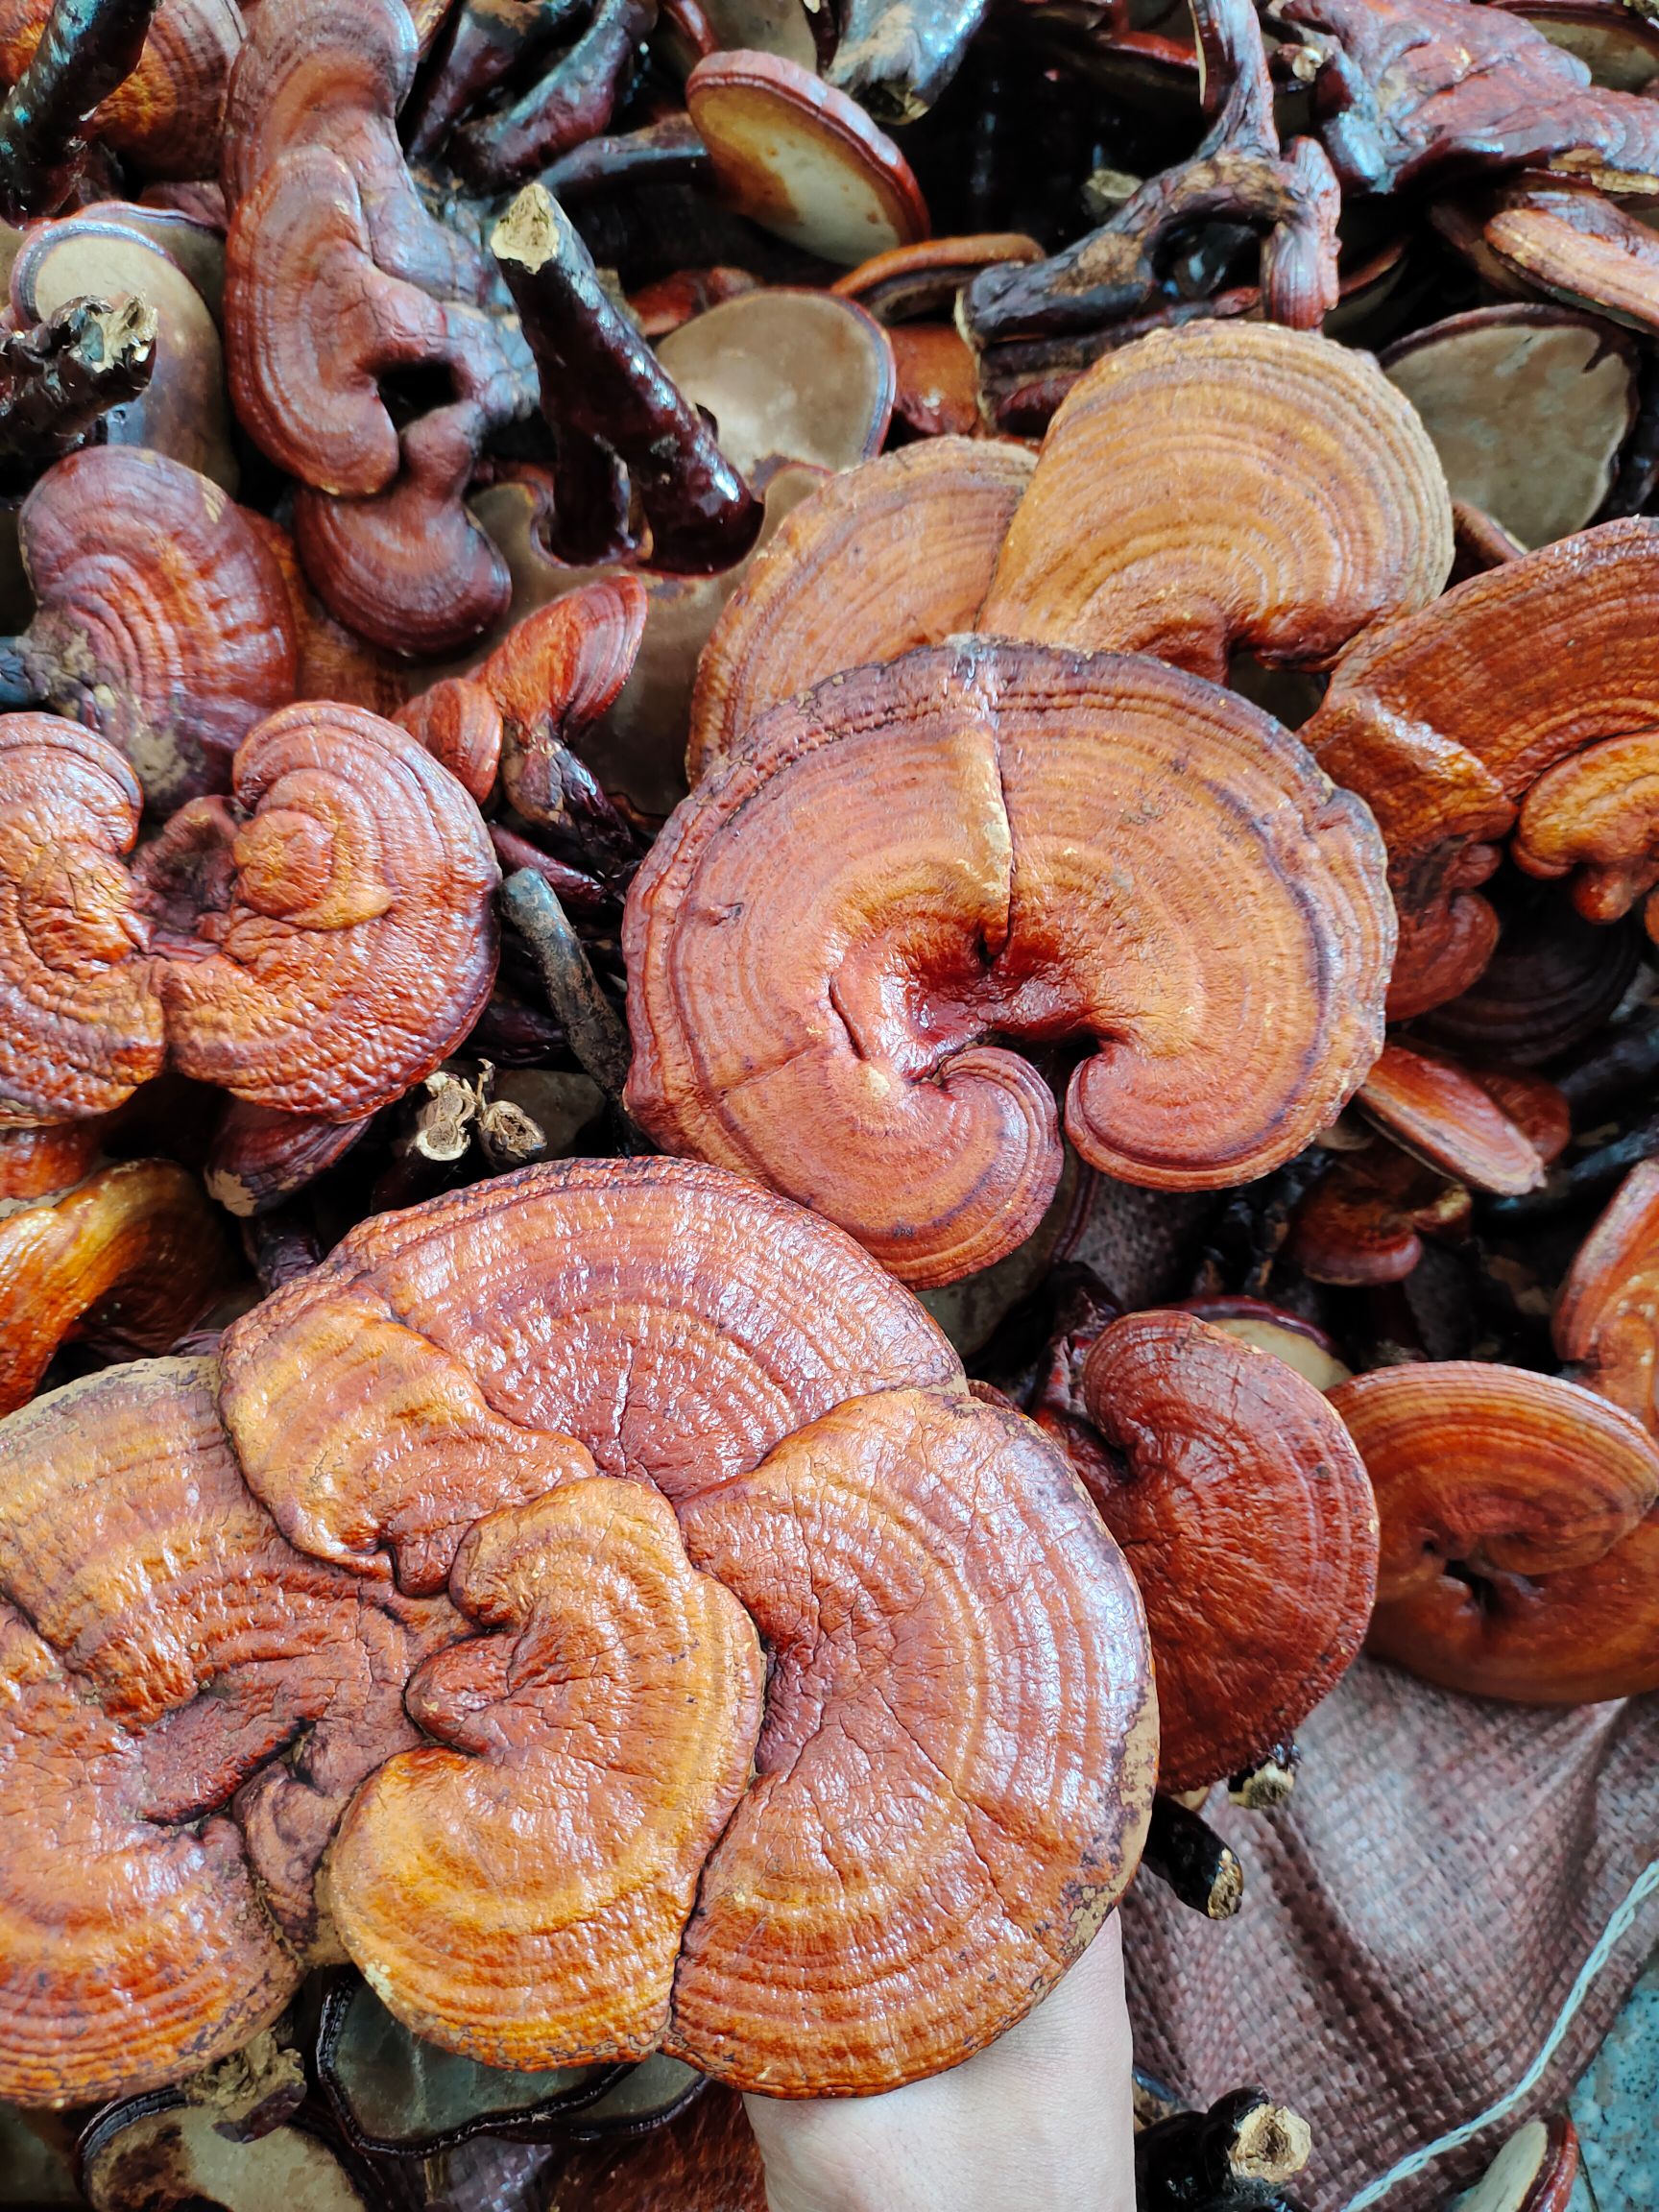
[830,233,1044,320]
[1514,729,1659,933]
[17,447,298,811]
[396,677,502,806]
[627,638,1394,1286]
[667,1383,1154,2093]
[0,0,241,181]
[1554,1159,1659,1431]
[487,576,649,824]
[0,715,162,1125]
[975,323,1454,683]
[1306,517,1659,1015]
[1332,1361,1659,1701]
[160,702,499,1119]
[1286,1142,1471,1286]
[1078,1310,1377,1791]
[1357,1042,1550,1195]
[0,1157,236,1413]
[685,50,929,266]
[687,439,1035,781]
[1174,1295,1353,1389]
[1416,881,1639,1066]
[326,1480,767,2069]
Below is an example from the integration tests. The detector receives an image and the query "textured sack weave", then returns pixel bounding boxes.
[1122,1661,1659,2212]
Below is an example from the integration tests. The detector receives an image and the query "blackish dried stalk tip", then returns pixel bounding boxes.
[504,867,632,1105]
[1137,2088,1313,2212]
[1227,1741,1300,1811]
[1142,1795,1245,1920]
[492,181,759,575]
[0,295,155,476]
[0,0,163,222]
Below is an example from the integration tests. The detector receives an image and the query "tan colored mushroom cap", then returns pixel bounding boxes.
[687,439,1034,781]
[976,323,1454,682]
[630,638,1394,1286]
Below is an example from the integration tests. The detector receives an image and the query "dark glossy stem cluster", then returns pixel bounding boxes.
[0,296,155,477]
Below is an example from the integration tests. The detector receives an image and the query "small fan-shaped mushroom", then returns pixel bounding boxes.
[668,1382,1154,2093]
[0,0,240,181]
[485,575,649,826]
[627,638,1393,1286]
[1286,1142,1471,1286]
[1306,517,1659,1016]
[326,1479,767,2070]
[0,713,162,1125]
[687,438,1034,781]
[1514,729,1659,934]
[0,1155,237,1412]
[1357,1042,1552,1195]
[1077,1310,1377,1791]
[1332,1360,1659,1700]
[160,702,500,1119]
[976,323,1454,682]
[1554,1159,1659,1431]
[9,446,297,810]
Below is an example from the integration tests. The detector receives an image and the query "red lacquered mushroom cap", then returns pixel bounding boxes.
[1356,1041,1551,1195]
[1554,1159,1659,1432]
[1080,1310,1378,1791]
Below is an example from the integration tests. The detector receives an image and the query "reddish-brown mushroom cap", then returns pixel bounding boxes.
[1078,1310,1378,1791]
[0,714,163,1126]
[1286,1142,1472,1286]
[629,638,1394,1286]
[159,701,501,1119]
[1514,729,1659,935]
[16,445,298,810]
[975,323,1454,683]
[1554,1159,1659,1432]
[830,233,1045,320]
[395,676,503,807]
[687,439,1035,782]
[485,575,649,825]
[1333,1361,1659,1701]
[1356,1041,1550,1195]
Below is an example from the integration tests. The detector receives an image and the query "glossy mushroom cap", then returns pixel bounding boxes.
[0,0,241,181]
[1356,1042,1552,1195]
[1286,1141,1471,1286]
[1078,1310,1377,1791]
[1514,730,1659,937]
[1306,517,1659,1016]
[1554,1159,1659,1431]
[628,637,1394,1286]
[17,445,298,810]
[976,323,1454,683]
[1332,1361,1659,1701]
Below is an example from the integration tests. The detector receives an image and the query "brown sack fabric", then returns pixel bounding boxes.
[1122,1659,1659,2211]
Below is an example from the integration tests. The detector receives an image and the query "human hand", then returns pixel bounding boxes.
[743,1912,1137,2212]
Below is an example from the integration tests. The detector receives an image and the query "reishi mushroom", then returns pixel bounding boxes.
[1553,1158,1659,1431]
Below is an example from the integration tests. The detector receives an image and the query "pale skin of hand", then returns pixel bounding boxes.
[743,1912,1137,2212]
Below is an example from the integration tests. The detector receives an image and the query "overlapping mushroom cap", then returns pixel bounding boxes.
[1332,1361,1659,1701]
[629,637,1393,1286]
[0,1159,1156,2106]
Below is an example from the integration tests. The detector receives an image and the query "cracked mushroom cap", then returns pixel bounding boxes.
[1332,1361,1659,1701]
[16,446,299,812]
[0,715,162,1126]
[0,1356,457,2106]
[975,323,1454,683]
[626,637,1394,1287]
[1306,517,1659,1016]
[1554,1159,1659,1431]
[159,701,500,1119]
[1078,1310,1378,1791]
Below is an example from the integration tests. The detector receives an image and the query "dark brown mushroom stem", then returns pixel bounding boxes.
[405,0,590,159]
[1228,1741,1301,1811]
[493,181,759,575]
[830,0,992,123]
[0,296,155,482]
[1485,1112,1659,1225]
[958,0,1338,421]
[1190,1151,1329,1298]
[0,0,163,222]
[1142,1795,1245,1920]
[540,114,710,204]
[490,824,612,920]
[503,868,632,1104]
[507,731,645,889]
[1136,2089,1313,2212]
[450,0,659,189]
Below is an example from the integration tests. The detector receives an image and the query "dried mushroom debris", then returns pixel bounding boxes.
[0,0,1658,2193]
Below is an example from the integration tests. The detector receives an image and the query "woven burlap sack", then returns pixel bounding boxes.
[1122,1661,1659,2212]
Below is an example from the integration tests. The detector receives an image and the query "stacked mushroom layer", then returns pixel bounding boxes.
[0,1156,1156,2108]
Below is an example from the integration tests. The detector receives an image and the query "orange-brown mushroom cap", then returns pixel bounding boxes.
[1514,728,1659,934]
[160,702,500,1119]
[1332,1361,1659,1702]
[1078,1310,1378,1791]
[1356,1041,1549,1195]
[0,715,162,1125]
[1554,1159,1659,1432]
[975,323,1454,683]
[325,1480,766,2070]
[627,638,1394,1286]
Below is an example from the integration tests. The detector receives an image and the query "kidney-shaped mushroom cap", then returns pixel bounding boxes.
[1554,1159,1659,1432]
[18,446,299,812]
[1306,517,1659,1016]
[1357,1041,1550,1195]
[0,714,162,1126]
[687,438,1036,782]
[1332,1361,1659,1702]
[626,637,1394,1286]
[326,1479,767,2071]
[975,323,1454,684]
[160,702,500,1119]
[1079,1311,1378,1791]
[0,1357,461,2105]
[1514,728,1659,935]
